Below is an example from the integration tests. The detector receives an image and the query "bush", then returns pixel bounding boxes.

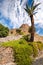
[13,44,33,65]
[23,34,30,41]
[16,29,21,34]
[28,42,38,57]
[37,42,43,51]
[19,39,27,44]
[37,41,42,43]
[0,24,9,37]
[16,29,24,35]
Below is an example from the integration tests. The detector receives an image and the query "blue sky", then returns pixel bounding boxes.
[0,0,43,36]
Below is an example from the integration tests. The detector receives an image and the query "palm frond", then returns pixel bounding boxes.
[25,4,32,15]
[31,0,34,7]
[24,2,40,16]
[33,12,37,15]
[24,8,29,13]
[32,3,40,11]
[24,8,32,15]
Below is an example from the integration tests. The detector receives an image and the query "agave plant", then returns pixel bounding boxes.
[24,0,40,42]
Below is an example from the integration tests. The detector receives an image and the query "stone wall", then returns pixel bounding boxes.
[0,47,16,65]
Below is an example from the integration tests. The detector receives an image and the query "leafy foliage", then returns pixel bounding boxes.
[23,34,30,41]
[37,42,43,51]
[0,24,9,37]
[25,0,40,16]
[14,44,33,65]
[16,29,24,35]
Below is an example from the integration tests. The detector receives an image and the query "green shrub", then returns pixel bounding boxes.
[37,43,43,51]
[16,29,24,35]
[0,24,9,37]
[37,41,42,43]
[13,44,33,65]
[23,34,30,41]
[19,39,27,44]
[16,29,21,34]
[28,42,38,57]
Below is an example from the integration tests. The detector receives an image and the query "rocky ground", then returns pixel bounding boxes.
[0,35,22,43]
[33,54,43,65]
[0,47,16,65]
[33,58,43,65]
[0,34,43,43]
[32,50,43,65]
[34,34,43,43]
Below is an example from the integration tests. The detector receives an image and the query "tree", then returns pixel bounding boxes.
[24,0,40,42]
[0,24,9,37]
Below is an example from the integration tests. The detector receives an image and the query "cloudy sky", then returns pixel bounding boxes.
[0,0,43,36]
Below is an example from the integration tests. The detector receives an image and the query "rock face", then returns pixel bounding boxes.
[0,47,16,65]
[9,29,17,35]
[20,24,30,34]
[9,24,30,35]
[34,34,43,42]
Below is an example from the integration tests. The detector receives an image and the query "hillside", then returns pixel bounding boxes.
[0,24,43,65]
[0,39,43,65]
[0,24,43,43]
[34,34,43,42]
[9,24,43,42]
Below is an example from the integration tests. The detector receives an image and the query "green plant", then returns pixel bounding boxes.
[37,43,43,51]
[19,38,27,44]
[13,44,33,65]
[23,34,30,41]
[37,41,42,43]
[0,24,9,37]
[16,29,21,34]
[28,42,38,57]
[16,29,24,35]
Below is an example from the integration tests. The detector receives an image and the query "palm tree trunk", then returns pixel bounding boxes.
[30,15,34,42]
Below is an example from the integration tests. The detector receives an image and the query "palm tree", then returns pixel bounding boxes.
[24,0,40,42]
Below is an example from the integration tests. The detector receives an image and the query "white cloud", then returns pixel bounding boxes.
[34,0,43,26]
[0,0,31,28]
